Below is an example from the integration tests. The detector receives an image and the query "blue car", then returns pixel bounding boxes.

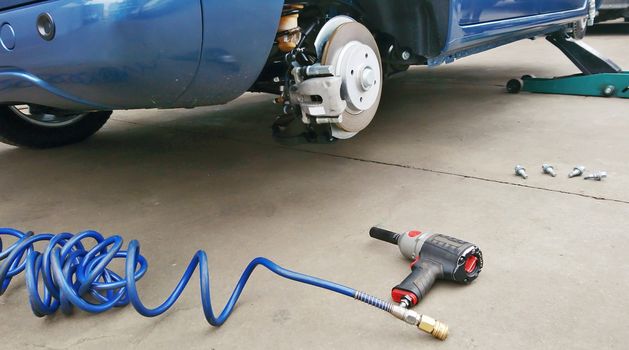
[0,0,593,147]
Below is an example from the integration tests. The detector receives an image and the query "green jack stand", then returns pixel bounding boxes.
[507,34,629,98]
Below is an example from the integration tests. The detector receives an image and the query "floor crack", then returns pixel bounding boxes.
[293,149,629,205]
[109,117,629,205]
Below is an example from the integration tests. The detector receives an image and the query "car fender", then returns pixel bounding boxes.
[0,0,284,110]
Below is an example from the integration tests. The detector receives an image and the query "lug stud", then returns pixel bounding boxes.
[584,171,607,181]
[515,165,528,179]
[542,164,557,177]
[568,166,586,178]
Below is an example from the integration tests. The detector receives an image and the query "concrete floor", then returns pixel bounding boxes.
[2,23,629,349]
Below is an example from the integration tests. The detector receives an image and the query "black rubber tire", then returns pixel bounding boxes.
[0,106,111,148]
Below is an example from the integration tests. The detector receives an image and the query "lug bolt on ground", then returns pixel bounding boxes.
[569,166,586,178]
[584,171,607,181]
[515,165,528,179]
[542,164,557,177]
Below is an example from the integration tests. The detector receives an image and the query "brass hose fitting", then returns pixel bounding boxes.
[417,315,449,341]
[390,305,449,341]
[353,292,448,340]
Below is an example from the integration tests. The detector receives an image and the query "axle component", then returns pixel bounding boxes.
[320,21,383,139]
[272,16,383,141]
[277,4,304,52]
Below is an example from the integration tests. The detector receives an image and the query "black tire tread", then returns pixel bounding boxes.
[0,106,111,149]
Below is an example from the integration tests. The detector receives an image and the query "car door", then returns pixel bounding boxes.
[539,0,588,13]
[458,0,540,25]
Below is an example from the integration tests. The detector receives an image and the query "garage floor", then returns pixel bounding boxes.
[2,24,629,349]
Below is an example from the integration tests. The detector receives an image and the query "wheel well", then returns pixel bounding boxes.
[275,0,449,76]
[355,0,449,59]
[252,1,449,93]
[286,0,449,62]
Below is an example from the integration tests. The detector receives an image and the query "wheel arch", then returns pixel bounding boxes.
[352,0,450,60]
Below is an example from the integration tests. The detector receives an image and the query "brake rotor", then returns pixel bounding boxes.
[321,21,382,139]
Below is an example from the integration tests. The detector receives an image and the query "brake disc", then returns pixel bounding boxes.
[321,21,382,139]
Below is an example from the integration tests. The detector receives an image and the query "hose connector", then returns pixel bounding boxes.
[418,314,449,341]
[390,305,449,340]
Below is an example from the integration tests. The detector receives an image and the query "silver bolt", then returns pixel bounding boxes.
[515,165,528,179]
[568,166,586,178]
[542,164,557,177]
[584,171,607,181]
[273,76,280,83]
[401,51,411,61]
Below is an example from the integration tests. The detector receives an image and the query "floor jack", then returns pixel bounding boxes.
[507,34,629,98]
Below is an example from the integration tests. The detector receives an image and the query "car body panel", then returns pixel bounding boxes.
[541,0,588,13]
[458,0,540,26]
[444,0,588,54]
[0,0,204,110]
[0,0,588,111]
[0,0,283,110]
[0,0,42,11]
[175,0,285,107]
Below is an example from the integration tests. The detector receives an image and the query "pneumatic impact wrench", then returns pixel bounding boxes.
[370,227,483,309]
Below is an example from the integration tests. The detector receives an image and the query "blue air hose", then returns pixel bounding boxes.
[0,228,447,339]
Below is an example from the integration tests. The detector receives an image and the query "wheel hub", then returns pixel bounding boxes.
[335,41,381,113]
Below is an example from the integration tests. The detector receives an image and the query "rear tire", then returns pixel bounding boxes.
[0,106,111,148]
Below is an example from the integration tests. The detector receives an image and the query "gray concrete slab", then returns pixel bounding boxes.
[1,24,629,349]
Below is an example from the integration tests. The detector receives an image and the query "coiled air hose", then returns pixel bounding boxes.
[0,228,447,340]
